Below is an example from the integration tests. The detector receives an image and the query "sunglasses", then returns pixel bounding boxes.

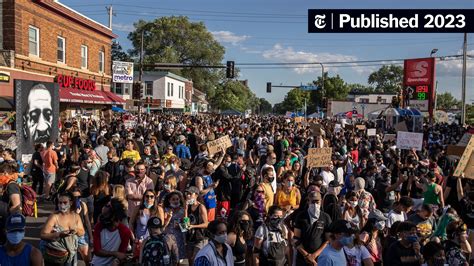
[145,195,155,199]
[256,190,264,194]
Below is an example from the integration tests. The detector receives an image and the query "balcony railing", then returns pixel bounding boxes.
[0,50,14,67]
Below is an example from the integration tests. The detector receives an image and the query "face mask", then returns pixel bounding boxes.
[375,221,385,231]
[339,235,354,246]
[59,203,70,213]
[406,235,419,243]
[6,231,24,245]
[214,233,227,244]
[225,162,231,168]
[308,203,321,219]
[240,220,250,231]
[187,199,195,205]
[350,201,358,208]
[164,184,171,191]
[144,202,153,209]
[287,181,294,187]
[269,217,282,227]
[267,176,275,183]
[170,202,180,208]
[270,159,277,165]
[171,164,176,171]
[86,163,93,169]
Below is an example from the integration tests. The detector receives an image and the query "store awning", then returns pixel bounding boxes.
[60,88,125,105]
[103,91,126,105]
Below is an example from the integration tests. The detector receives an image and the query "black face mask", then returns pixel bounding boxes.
[99,214,114,227]
[269,217,282,228]
[240,220,250,231]
[267,176,275,183]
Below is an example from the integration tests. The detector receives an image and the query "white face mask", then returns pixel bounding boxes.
[187,199,195,205]
[350,201,358,208]
[308,203,321,219]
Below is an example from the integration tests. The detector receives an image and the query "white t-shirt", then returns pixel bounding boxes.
[387,210,407,228]
[343,245,372,266]
[321,170,335,187]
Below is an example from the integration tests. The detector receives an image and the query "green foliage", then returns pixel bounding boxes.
[259,98,273,114]
[111,41,131,62]
[368,65,403,93]
[466,104,474,125]
[274,88,310,114]
[128,16,225,93]
[208,80,258,113]
[310,72,351,109]
[436,92,461,110]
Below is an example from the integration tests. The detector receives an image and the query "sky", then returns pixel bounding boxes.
[61,0,474,105]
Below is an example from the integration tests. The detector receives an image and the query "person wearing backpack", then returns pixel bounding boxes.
[194,220,234,266]
[140,216,179,266]
[253,206,290,266]
[0,164,22,244]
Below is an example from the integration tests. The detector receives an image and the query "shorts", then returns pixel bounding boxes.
[78,234,89,247]
[44,172,56,185]
[207,208,216,222]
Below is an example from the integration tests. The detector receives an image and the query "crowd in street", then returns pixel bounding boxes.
[0,112,473,266]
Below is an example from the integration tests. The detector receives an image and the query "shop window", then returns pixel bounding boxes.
[145,81,153,96]
[99,51,105,73]
[81,45,88,69]
[167,82,170,97]
[29,26,40,56]
[115,83,123,94]
[57,36,65,63]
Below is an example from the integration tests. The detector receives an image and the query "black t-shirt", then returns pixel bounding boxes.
[1,182,21,206]
[31,151,43,173]
[385,241,419,266]
[460,198,474,229]
[294,210,332,261]
[76,168,90,197]
[445,176,461,212]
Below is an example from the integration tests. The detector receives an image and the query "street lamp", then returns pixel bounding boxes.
[430,49,438,57]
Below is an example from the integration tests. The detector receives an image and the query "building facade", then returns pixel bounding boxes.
[0,0,123,120]
[140,72,186,111]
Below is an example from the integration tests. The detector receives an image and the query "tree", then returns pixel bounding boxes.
[259,98,273,114]
[436,92,461,110]
[208,80,257,112]
[368,65,403,93]
[309,72,351,111]
[111,41,131,61]
[467,104,474,125]
[128,17,225,93]
[273,88,310,114]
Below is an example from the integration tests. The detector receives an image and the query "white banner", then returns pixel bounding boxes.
[112,61,134,83]
[396,131,424,151]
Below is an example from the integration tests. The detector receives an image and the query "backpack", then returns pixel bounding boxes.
[260,224,288,266]
[141,235,171,266]
[20,184,37,217]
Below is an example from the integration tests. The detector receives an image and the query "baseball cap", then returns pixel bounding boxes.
[6,214,26,232]
[147,217,163,229]
[368,209,388,221]
[185,186,200,195]
[329,180,344,187]
[329,220,356,234]
[178,135,186,142]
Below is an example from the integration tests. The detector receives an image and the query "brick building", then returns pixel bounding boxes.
[0,0,124,120]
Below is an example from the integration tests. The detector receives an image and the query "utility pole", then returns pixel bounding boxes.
[461,32,467,125]
[106,5,115,29]
[138,30,144,123]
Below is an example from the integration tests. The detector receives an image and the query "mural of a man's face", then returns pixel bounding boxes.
[23,84,53,144]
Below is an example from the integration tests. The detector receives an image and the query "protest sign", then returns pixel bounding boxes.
[367,128,376,136]
[394,121,408,132]
[457,133,472,147]
[21,154,32,164]
[447,145,466,157]
[310,123,324,136]
[124,120,136,129]
[345,125,354,131]
[454,135,474,179]
[383,134,396,142]
[396,131,424,151]
[294,117,304,123]
[207,135,233,155]
[356,124,366,131]
[334,124,342,133]
[307,147,332,167]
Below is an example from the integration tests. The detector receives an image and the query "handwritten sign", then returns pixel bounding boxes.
[207,135,233,155]
[124,120,136,129]
[367,128,376,136]
[447,145,466,157]
[394,121,408,132]
[396,131,424,151]
[383,134,397,142]
[310,123,324,136]
[457,133,472,147]
[334,124,342,133]
[294,117,304,123]
[454,135,474,179]
[356,124,366,131]
[307,147,332,168]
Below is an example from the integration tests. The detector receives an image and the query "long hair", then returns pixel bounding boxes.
[139,189,157,213]
[228,210,254,241]
[163,191,185,209]
[91,171,110,196]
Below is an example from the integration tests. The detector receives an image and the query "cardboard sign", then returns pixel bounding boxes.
[383,134,397,142]
[396,131,424,151]
[345,125,354,131]
[294,117,304,123]
[207,135,233,155]
[447,145,466,157]
[394,121,408,132]
[310,123,324,136]
[454,135,474,178]
[356,124,366,131]
[367,128,377,136]
[458,133,472,147]
[307,147,332,168]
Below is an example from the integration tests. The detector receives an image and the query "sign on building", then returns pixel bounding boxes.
[112,61,134,84]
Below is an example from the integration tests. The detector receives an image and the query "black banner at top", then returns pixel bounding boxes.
[308,9,474,33]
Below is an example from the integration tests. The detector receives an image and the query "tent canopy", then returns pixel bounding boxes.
[111,106,126,113]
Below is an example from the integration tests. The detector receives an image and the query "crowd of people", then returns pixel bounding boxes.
[0,112,473,266]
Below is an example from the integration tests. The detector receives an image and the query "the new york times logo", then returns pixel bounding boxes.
[308,9,474,33]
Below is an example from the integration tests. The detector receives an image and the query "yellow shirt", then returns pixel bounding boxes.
[261,182,274,213]
[121,150,141,163]
[275,187,301,209]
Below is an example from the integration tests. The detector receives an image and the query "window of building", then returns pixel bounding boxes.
[57,36,65,63]
[359,98,369,103]
[167,82,170,97]
[29,26,40,56]
[145,81,153,96]
[99,50,105,73]
[81,45,88,68]
[115,83,123,94]
[124,84,130,95]
[171,83,174,96]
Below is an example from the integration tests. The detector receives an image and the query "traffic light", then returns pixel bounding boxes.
[226,61,235,79]
[266,82,271,93]
[132,82,141,99]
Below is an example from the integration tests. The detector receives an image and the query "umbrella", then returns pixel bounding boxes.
[111,106,126,113]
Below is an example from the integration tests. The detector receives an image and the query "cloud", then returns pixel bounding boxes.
[261,44,358,74]
[437,50,474,77]
[239,46,262,54]
[112,23,135,32]
[211,31,250,45]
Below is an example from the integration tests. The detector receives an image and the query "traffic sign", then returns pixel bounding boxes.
[300,85,319,91]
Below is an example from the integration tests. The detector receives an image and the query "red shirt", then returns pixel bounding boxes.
[350,150,359,164]
[41,148,58,174]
